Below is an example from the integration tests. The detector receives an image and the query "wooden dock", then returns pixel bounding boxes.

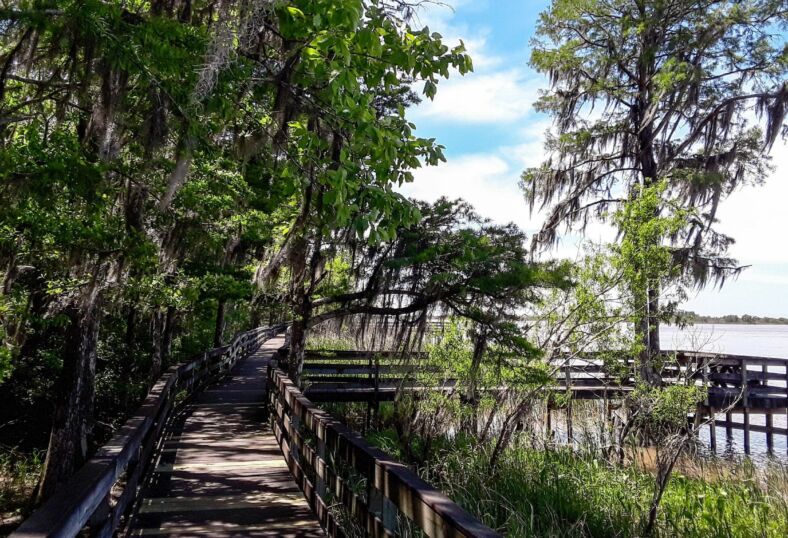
[125,336,324,537]
[292,348,788,454]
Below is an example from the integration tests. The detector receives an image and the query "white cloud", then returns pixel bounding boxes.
[414,70,541,124]
[501,119,554,168]
[400,154,533,229]
[405,1,540,125]
[399,151,617,264]
[410,1,503,70]
[712,138,788,265]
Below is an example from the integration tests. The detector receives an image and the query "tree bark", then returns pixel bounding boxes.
[121,301,136,409]
[214,298,226,347]
[162,305,176,358]
[637,292,662,387]
[150,309,165,381]
[37,297,100,502]
[287,233,312,384]
[288,314,308,383]
[461,328,488,435]
[124,303,136,364]
[648,286,661,356]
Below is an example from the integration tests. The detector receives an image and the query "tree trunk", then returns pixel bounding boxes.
[287,230,312,384]
[461,329,488,435]
[121,302,136,409]
[644,440,685,535]
[37,298,100,502]
[162,305,176,359]
[124,304,136,364]
[488,399,530,472]
[150,309,165,381]
[648,285,660,356]
[214,298,226,347]
[288,315,308,383]
[635,296,662,387]
[288,279,312,384]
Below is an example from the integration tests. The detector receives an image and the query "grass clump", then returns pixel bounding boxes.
[365,429,788,537]
[0,448,42,532]
[305,335,358,352]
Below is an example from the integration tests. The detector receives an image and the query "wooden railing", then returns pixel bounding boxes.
[294,348,788,454]
[13,325,284,538]
[294,349,788,406]
[267,365,502,538]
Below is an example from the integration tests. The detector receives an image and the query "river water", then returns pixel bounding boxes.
[661,323,788,358]
[661,323,788,461]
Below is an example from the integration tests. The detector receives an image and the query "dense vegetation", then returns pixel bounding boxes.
[314,330,788,538]
[372,429,788,537]
[0,0,482,516]
[1,0,786,535]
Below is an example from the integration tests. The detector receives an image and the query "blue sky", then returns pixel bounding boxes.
[399,0,788,318]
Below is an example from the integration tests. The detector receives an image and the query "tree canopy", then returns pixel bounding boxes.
[0,0,571,506]
[0,0,480,499]
[526,0,787,273]
[523,0,787,373]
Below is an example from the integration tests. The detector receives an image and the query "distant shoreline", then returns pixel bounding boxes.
[681,313,788,325]
[674,321,788,326]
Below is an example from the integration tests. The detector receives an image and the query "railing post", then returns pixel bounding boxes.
[381,495,398,533]
[564,363,573,443]
[546,400,552,440]
[702,358,710,406]
[785,363,788,455]
[708,407,717,453]
[87,492,111,533]
[316,428,327,500]
[290,402,302,469]
[367,474,397,536]
[264,363,273,424]
[741,358,750,454]
[762,362,773,453]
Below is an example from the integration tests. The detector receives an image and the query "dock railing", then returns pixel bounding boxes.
[292,348,788,454]
[13,324,284,538]
[294,349,788,405]
[266,364,502,538]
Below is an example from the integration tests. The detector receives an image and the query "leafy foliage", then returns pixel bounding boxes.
[523,0,788,370]
[0,0,484,501]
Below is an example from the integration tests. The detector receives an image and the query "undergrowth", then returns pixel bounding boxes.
[367,429,788,537]
[0,448,42,532]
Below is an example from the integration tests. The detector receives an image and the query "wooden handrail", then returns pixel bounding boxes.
[12,324,285,538]
[267,365,502,538]
[294,349,788,408]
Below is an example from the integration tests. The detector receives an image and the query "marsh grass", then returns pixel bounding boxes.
[365,427,788,537]
[305,335,359,352]
[311,345,788,536]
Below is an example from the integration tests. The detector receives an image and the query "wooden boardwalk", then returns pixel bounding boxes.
[125,337,324,537]
[13,327,501,537]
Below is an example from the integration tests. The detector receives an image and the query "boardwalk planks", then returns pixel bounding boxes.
[12,326,283,538]
[124,336,324,537]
